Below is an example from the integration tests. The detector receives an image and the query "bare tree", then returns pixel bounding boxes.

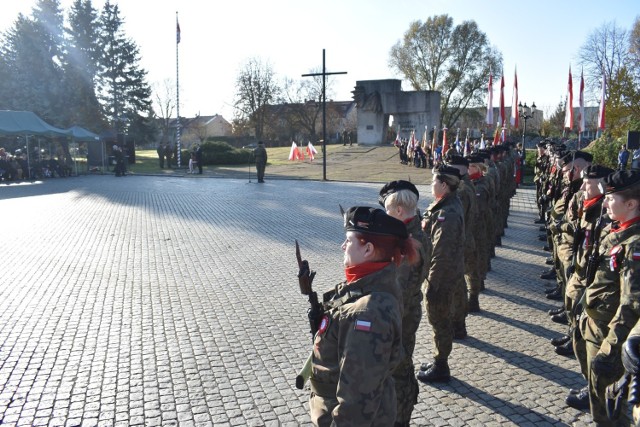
[233,57,280,140]
[389,15,502,128]
[578,21,630,98]
[152,78,175,144]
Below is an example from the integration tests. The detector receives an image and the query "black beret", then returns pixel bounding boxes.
[466,155,485,164]
[537,141,547,148]
[445,154,469,167]
[344,206,408,239]
[433,164,462,180]
[603,170,640,194]
[378,180,419,207]
[581,164,614,180]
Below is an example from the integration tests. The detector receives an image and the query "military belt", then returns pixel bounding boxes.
[310,378,337,398]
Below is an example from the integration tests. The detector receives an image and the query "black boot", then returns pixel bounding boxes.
[495,236,502,247]
[565,388,590,410]
[555,340,574,357]
[468,294,480,313]
[417,359,450,383]
[550,311,569,325]
[548,305,565,315]
[550,335,571,346]
[540,269,556,280]
[545,257,554,265]
[480,280,486,291]
[546,289,563,301]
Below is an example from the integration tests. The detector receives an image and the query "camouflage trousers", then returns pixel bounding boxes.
[452,276,468,333]
[464,249,482,297]
[393,301,422,424]
[424,284,454,361]
[585,339,627,426]
[309,379,397,426]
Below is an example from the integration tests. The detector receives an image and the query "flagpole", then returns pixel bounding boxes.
[176,11,181,169]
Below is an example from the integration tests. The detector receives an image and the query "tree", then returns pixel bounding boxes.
[389,15,502,129]
[151,78,177,145]
[63,0,104,131]
[233,57,280,140]
[540,101,565,138]
[96,0,152,138]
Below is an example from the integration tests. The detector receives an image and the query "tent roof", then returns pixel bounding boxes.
[0,110,71,137]
[66,125,100,142]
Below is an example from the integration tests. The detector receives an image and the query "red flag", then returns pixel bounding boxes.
[598,72,606,130]
[176,20,181,44]
[306,141,317,161]
[510,68,518,128]
[486,70,494,126]
[492,125,501,146]
[288,142,302,160]
[463,129,470,157]
[499,72,505,127]
[442,127,449,156]
[564,66,573,130]
[578,69,585,133]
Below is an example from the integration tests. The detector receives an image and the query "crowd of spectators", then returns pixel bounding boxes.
[0,146,71,182]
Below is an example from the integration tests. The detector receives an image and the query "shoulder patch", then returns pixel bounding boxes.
[437,214,445,222]
[354,319,372,332]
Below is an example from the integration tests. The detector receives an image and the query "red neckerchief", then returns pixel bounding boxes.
[469,172,483,181]
[345,262,390,284]
[583,194,604,211]
[613,216,640,233]
[403,217,413,225]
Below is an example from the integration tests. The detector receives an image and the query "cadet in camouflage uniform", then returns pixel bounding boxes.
[417,165,465,383]
[446,154,480,322]
[379,181,429,427]
[534,141,550,222]
[578,170,640,426]
[559,165,613,410]
[253,141,268,183]
[309,206,421,426]
[467,155,492,296]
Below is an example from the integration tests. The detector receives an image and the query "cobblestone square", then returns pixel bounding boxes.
[0,175,593,426]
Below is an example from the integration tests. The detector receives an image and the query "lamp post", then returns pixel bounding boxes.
[518,101,536,148]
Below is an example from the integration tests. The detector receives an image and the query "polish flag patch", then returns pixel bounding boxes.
[437,215,446,222]
[633,252,640,261]
[354,319,372,332]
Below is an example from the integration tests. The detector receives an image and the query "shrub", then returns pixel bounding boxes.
[185,140,254,166]
[583,136,622,169]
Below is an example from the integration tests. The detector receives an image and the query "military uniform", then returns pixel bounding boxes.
[419,175,465,382]
[309,206,410,426]
[579,170,640,426]
[310,264,403,426]
[254,141,267,183]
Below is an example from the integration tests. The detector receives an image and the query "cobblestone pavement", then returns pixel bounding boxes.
[0,176,593,426]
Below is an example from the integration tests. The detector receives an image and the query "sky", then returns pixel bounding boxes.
[1,0,638,121]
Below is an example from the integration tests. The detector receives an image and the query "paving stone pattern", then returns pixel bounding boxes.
[0,176,593,426]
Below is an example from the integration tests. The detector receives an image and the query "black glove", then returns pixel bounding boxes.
[592,350,620,377]
[623,335,640,375]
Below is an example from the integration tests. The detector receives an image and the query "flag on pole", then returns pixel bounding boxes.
[442,127,449,156]
[479,133,486,150]
[463,129,470,157]
[393,129,401,147]
[564,66,573,130]
[288,141,303,160]
[578,68,585,133]
[454,129,462,153]
[492,124,501,146]
[501,127,506,144]
[598,71,606,130]
[510,68,519,128]
[306,141,317,161]
[499,71,505,127]
[176,20,181,44]
[431,126,438,162]
[486,70,494,126]
[421,126,428,150]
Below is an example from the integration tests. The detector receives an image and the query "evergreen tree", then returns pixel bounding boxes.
[96,0,152,140]
[63,0,105,131]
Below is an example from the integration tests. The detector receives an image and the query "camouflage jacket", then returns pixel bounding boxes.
[310,263,402,425]
[422,192,465,293]
[582,220,640,353]
[253,146,267,164]
[457,175,477,254]
[396,215,429,309]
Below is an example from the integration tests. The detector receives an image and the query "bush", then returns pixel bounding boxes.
[184,140,254,166]
[583,136,623,169]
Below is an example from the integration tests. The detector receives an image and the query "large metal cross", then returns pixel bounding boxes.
[302,49,347,181]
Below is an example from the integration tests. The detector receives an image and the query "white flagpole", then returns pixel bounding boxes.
[176,12,181,168]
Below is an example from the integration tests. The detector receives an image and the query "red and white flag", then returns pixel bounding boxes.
[598,72,606,130]
[578,68,585,133]
[288,141,302,160]
[564,66,573,130]
[486,70,494,126]
[463,129,470,157]
[306,141,317,161]
[492,125,501,146]
[510,68,519,128]
[499,72,505,127]
[442,127,449,156]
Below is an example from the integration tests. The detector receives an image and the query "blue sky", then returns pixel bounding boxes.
[2,0,638,120]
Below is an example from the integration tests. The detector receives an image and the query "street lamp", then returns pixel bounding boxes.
[518,101,536,148]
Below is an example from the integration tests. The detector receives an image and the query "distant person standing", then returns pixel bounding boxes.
[619,145,630,170]
[157,144,165,168]
[195,144,203,174]
[254,141,267,183]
